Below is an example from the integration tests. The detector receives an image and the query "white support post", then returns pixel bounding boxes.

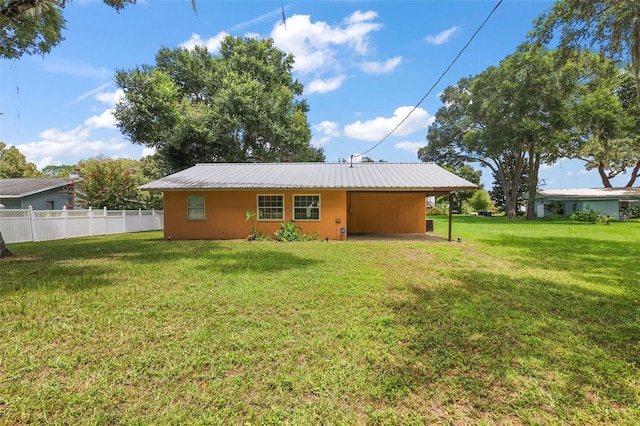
[63,205,68,239]
[122,209,126,233]
[28,206,37,242]
[138,208,143,232]
[89,207,94,236]
[104,207,108,235]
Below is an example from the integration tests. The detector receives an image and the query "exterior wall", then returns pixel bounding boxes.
[163,190,348,240]
[0,187,73,210]
[348,192,426,234]
[0,198,21,209]
[577,200,620,220]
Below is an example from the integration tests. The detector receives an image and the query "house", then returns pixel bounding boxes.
[534,187,640,220]
[141,162,477,241]
[0,178,77,210]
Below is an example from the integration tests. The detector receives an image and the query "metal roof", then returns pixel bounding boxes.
[0,178,75,198]
[536,187,640,200]
[140,162,477,192]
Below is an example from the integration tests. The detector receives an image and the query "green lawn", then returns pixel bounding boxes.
[1,216,638,425]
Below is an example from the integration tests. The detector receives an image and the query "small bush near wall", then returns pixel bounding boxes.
[569,209,606,223]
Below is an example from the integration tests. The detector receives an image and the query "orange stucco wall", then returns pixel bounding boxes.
[348,192,426,234]
[163,190,348,240]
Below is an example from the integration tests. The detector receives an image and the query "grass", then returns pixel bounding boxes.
[1,216,638,425]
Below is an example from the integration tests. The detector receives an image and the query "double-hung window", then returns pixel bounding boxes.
[187,195,205,220]
[257,195,284,220]
[293,195,320,220]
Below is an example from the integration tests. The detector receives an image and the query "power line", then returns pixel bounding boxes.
[352,0,503,161]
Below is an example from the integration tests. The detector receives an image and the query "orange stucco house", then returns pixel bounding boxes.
[141,162,476,241]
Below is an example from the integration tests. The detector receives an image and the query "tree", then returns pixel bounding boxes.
[75,156,140,210]
[0,0,133,59]
[530,2,640,187]
[468,190,494,213]
[529,1,640,99]
[489,157,528,214]
[0,0,196,59]
[419,49,575,219]
[41,164,75,177]
[0,141,40,178]
[567,56,640,187]
[115,37,324,173]
[0,231,14,258]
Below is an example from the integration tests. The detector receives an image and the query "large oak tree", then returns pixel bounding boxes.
[115,36,324,172]
[530,0,640,185]
[419,49,574,219]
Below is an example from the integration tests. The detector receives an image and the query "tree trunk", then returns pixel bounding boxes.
[526,149,541,220]
[625,160,640,187]
[598,162,613,187]
[0,231,14,259]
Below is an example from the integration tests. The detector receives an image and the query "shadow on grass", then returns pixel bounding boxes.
[480,235,639,290]
[381,269,639,419]
[1,235,320,294]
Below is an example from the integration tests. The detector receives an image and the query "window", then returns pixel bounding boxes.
[46,201,54,210]
[293,195,320,220]
[257,195,284,220]
[187,195,205,220]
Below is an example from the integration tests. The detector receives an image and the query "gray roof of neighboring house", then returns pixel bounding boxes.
[536,187,640,201]
[0,178,75,198]
[140,162,477,192]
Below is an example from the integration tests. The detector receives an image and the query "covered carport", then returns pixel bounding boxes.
[347,189,467,242]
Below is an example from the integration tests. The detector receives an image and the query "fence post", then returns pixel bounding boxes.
[63,205,68,239]
[104,207,108,235]
[122,209,126,233]
[89,207,93,236]
[138,208,142,232]
[152,209,156,230]
[29,206,38,242]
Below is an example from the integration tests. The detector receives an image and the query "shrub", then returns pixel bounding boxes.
[569,209,605,223]
[274,220,319,242]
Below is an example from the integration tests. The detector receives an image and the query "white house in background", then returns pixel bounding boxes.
[534,187,640,220]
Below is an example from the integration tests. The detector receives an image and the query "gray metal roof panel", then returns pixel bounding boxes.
[0,178,75,198]
[140,163,477,191]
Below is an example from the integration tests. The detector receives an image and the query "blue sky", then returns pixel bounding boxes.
[0,0,633,189]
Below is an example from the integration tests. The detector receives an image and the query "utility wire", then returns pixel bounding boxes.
[352,0,503,161]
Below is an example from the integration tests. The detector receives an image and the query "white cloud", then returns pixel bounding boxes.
[344,106,434,141]
[314,121,341,137]
[180,31,229,52]
[84,109,116,129]
[141,147,157,158]
[270,10,382,75]
[95,89,124,107]
[311,135,332,147]
[306,75,347,94]
[394,141,427,154]
[425,26,459,45]
[70,83,113,105]
[360,56,402,74]
[16,126,127,169]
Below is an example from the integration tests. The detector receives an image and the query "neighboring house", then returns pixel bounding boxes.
[141,162,476,240]
[534,187,640,220]
[0,178,77,210]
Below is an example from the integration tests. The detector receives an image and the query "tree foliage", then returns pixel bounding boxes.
[419,49,575,219]
[0,141,40,178]
[529,0,640,99]
[75,156,149,210]
[568,56,640,187]
[0,0,135,59]
[115,37,324,173]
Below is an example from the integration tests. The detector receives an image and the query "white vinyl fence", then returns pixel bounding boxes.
[0,207,163,244]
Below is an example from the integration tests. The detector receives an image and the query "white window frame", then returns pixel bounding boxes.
[293,194,321,221]
[257,194,284,221]
[187,194,206,220]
